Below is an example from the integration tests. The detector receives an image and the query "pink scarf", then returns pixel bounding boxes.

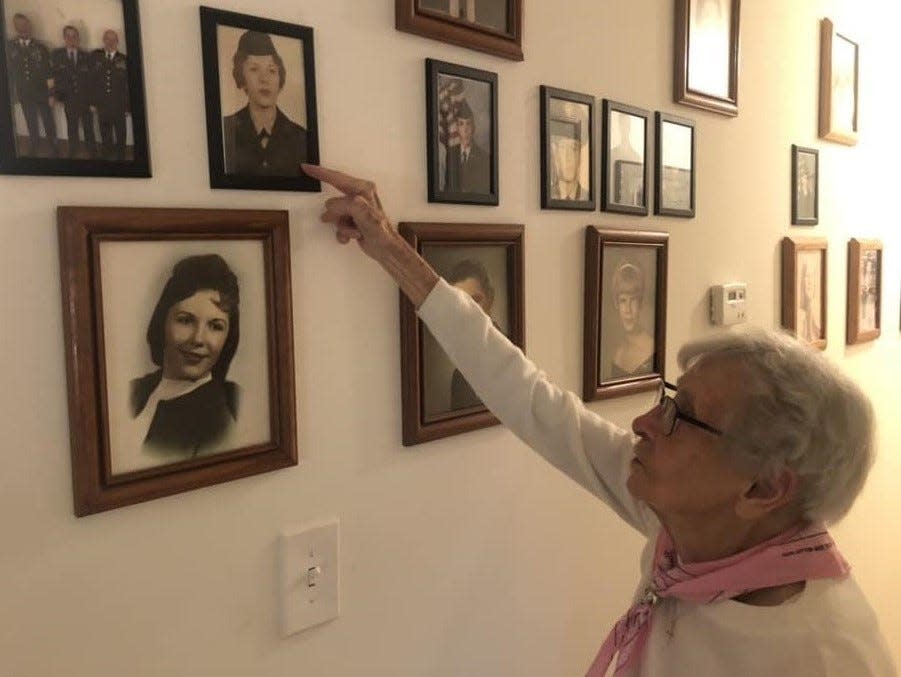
[585,523,849,676]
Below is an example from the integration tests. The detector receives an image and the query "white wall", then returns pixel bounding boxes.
[0,0,898,675]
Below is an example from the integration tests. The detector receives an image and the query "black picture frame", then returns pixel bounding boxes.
[540,85,595,211]
[0,0,151,177]
[791,145,818,226]
[654,111,695,218]
[426,58,498,206]
[601,99,649,216]
[199,6,320,192]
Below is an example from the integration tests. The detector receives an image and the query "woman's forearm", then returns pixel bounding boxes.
[379,232,440,308]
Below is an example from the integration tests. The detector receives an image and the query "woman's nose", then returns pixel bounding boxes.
[631,405,661,438]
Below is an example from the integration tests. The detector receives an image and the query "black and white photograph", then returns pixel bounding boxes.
[781,237,827,351]
[819,18,858,145]
[540,85,594,210]
[655,112,695,217]
[602,100,649,215]
[0,0,150,176]
[200,6,320,191]
[426,58,498,205]
[846,238,882,344]
[791,145,818,225]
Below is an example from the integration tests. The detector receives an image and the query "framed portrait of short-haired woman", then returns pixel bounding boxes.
[819,18,858,145]
[602,100,650,216]
[791,145,818,225]
[846,239,882,345]
[540,85,595,211]
[781,237,827,350]
[399,222,524,446]
[58,207,297,516]
[199,6,319,191]
[584,227,668,401]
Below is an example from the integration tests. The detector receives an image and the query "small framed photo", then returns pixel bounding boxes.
[601,100,649,216]
[396,0,523,61]
[58,207,297,516]
[781,237,827,350]
[654,112,695,217]
[791,145,818,225]
[399,222,524,445]
[200,6,320,192]
[583,227,668,401]
[426,58,498,205]
[540,85,595,211]
[674,0,740,116]
[0,0,150,176]
[819,18,858,146]
[846,238,882,344]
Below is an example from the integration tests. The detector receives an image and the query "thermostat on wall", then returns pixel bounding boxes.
[710,283,748,326]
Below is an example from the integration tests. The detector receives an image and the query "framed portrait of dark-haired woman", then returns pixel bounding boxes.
[781,236,827,350]
[58,206,296,516]
[199,6,319,191]
[584,227,668,401]
[399,222,524,446]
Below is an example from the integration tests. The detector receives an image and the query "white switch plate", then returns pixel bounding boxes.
[279,517,340,637]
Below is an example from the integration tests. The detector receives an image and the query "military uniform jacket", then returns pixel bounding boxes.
[6,38,52,101]
[222,106,308,176]
[458,143,491,194]
[51,48,92,106]
[91,50,129,113]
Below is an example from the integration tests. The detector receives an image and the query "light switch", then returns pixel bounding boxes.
[279,517,339,637]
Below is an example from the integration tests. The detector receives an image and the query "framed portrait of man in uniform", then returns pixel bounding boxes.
[540,85,595,211]
[200,7,320,192]
[0,0,150,177]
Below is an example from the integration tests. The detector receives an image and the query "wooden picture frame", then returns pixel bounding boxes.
[584,227,668,401]
[781,237,827,350]
[846,238,882,344]
[673,0,740,116]
[0,0,151,176]
[540,85,595,211]
[57,207,297,516]
[791,145,818,226]
[601,100,650,216]
[426,58,498,205]
[199,6,320,192]
[396,0,523,61]
[654,111,695,217]
[818,18,858,145]
[399,222,524,445]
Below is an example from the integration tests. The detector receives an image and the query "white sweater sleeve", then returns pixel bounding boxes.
[417,279,658,536]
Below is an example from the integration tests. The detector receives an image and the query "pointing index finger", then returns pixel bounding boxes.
[302,163,373,198]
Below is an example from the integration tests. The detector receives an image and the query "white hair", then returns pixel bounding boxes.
[677,328,875,525]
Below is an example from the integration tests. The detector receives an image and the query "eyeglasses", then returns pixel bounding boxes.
[656,380,724,437]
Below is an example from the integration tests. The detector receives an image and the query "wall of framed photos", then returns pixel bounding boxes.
[0,0,898,675]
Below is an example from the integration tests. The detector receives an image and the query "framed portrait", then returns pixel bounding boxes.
[199,6,320,192]
[673,0,740,116]
[583,227,668,401]
[0,0,150,177]
[57,207,297,516]
[602,100,649,216]
[540,85,595,211]
[655,112,695,217]
[791,145,818,226]
[398,222,524,446]
[781,237,827,350]
[396,0,523,61]
[846,239,882,345]
[426,58,498,206]
[818,18,858,145]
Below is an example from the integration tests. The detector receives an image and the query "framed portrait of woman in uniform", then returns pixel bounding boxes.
[0,0,151,177]
[57,206,297,516]
[199,6,320,192]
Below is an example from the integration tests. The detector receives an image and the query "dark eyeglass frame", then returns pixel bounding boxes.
[657,380,724,436]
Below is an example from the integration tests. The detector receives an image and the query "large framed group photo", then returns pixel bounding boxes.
[58,207,297,516]
[0,0,150,176]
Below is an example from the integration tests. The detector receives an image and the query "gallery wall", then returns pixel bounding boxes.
[0,0,899,675]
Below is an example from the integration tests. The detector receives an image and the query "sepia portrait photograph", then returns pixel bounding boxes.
[58,207,297,516]
[846,239,881,344]
[426,58,498,205]
[0,0,150,176]
[200,7,320,192]
[602,100,649,215]
[584,228,668,401]
[655,112,695,217]
[540,85,594,210]
[781,237,827,350]
[791,145,818,225]
[819,18,858,145]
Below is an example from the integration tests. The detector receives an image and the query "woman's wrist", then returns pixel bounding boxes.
[379,231,440,308]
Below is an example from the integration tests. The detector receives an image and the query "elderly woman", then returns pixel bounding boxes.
[305,164,895,675]
[131,254,240,456]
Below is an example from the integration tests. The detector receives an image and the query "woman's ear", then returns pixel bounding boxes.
[736,466,800,519]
